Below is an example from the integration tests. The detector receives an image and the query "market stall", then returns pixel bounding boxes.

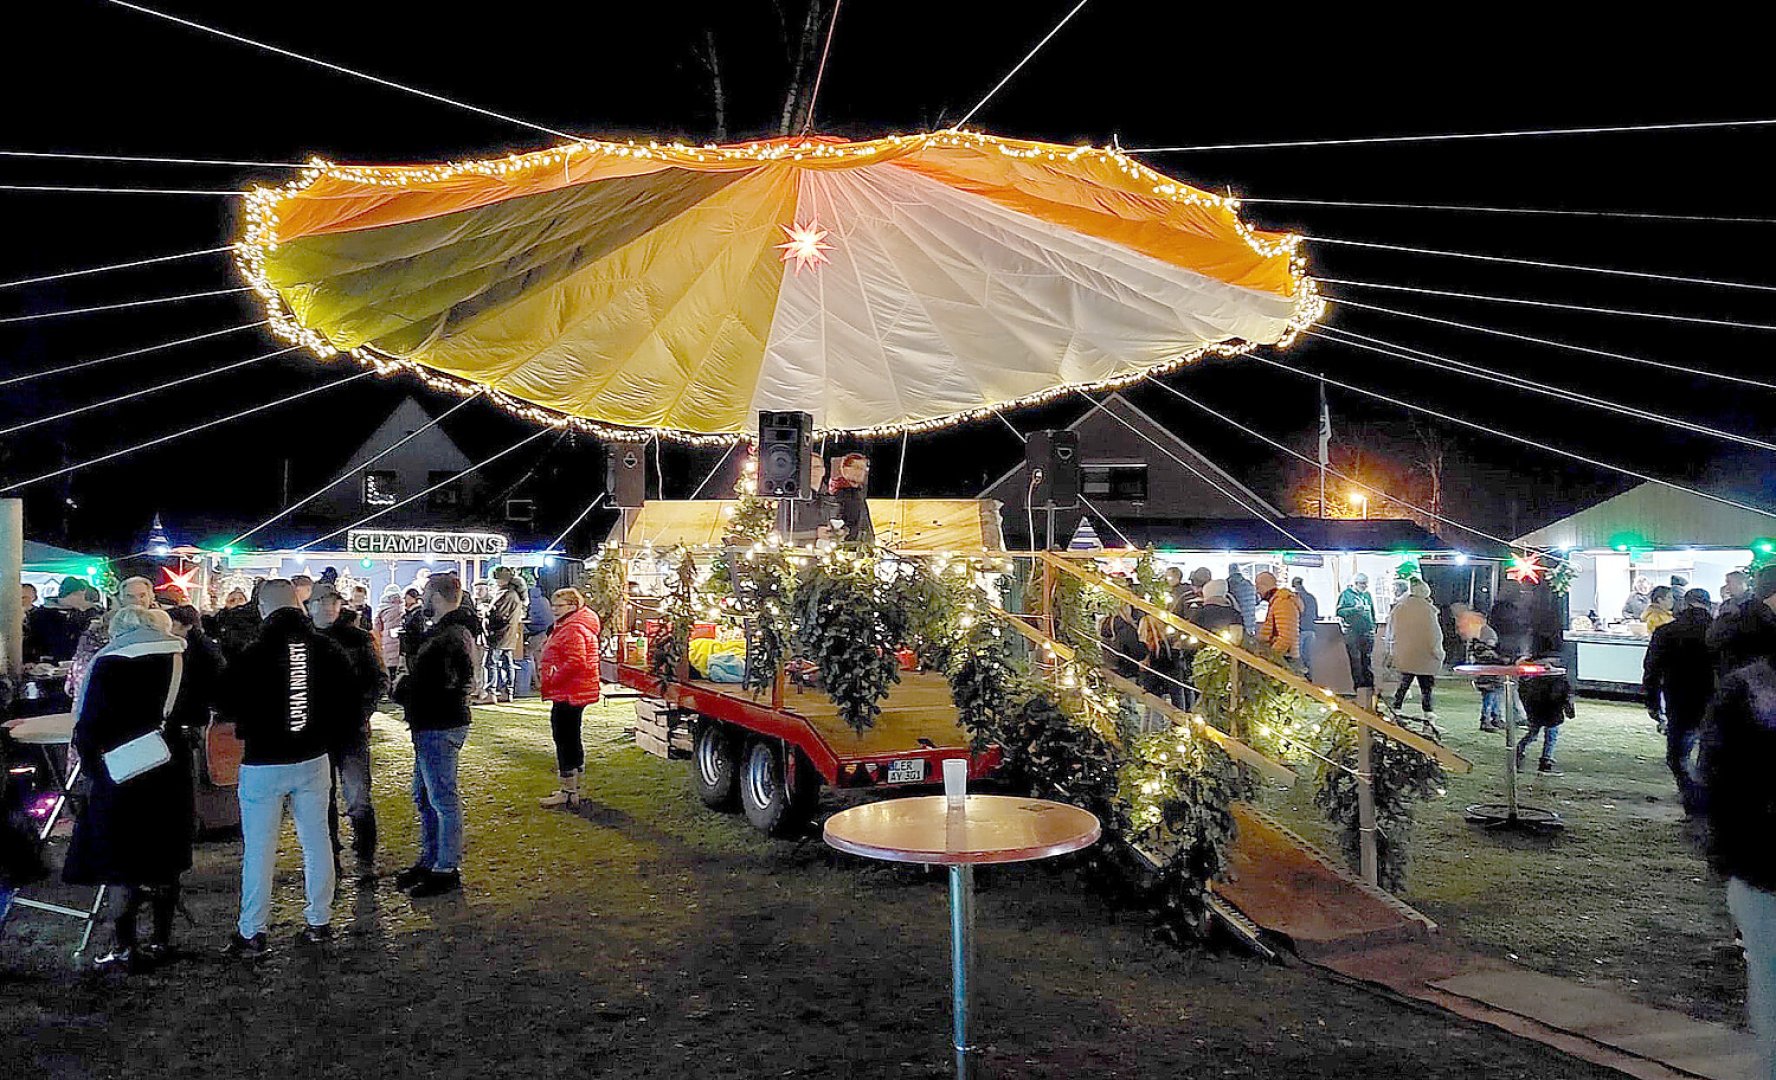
[1516,481,1767,693]
[197,529,560,609]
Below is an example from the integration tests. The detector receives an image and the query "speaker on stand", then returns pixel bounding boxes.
[608,441,648,546]
[1024,429,1080,550]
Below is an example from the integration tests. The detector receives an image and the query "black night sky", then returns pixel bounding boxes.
[4,1,1774,553]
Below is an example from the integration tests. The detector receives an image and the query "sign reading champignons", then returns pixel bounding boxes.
[345,530,510,558]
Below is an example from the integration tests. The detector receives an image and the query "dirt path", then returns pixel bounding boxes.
[3,700,1628,1079]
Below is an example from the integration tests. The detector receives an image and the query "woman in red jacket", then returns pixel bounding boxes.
[538,588,602,808]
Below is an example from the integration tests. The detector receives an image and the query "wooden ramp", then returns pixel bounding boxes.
[1214,805,1435,958]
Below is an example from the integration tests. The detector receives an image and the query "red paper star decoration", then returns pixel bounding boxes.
[161,564,199,594]
[776,220,833,274]
[1507,553,1546,585]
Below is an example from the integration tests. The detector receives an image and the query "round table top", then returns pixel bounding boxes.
[1453,663,1567,678]
[6,712,75,745]
[824,795,1101,866]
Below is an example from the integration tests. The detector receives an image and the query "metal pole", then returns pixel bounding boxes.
[0,498,22,679]
[949,864,977,1080]
[1356,724,1379,886]
[1502,675,1520,822]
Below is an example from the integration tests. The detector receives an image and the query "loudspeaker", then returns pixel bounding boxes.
[608,443,647,509]
[758,410,813,499]
[1025,429,1080,509]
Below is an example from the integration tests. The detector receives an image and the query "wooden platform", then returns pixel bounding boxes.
[681,670,972,754]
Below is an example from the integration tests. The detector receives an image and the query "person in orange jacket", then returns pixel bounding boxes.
[537,588,602,809]
[1255,571,1304,669]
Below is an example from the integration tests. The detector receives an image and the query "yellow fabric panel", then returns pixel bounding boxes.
[408,165,798,433]
[271,136,924,242]
[892,141,1296,298]
[613,499,1003,552]
[266,169,743,353]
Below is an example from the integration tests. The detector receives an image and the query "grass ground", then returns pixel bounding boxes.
[3,695,1636,1079]
[1263,681,1745,1025]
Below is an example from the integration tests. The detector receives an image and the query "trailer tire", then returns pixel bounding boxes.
[691,720,740,810]
[739,738,818,836]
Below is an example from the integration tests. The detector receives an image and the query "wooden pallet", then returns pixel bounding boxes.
[633,700,694,759]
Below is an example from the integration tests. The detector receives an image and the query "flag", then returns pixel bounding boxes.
[1317,379,1331,467]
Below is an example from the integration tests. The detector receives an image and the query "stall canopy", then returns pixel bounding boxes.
[611,499,1004,553]
[23,539,100,575]
[1515,482,1776,550]
[241,132,1321,440]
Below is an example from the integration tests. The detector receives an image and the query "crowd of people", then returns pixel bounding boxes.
[7,565,604,972]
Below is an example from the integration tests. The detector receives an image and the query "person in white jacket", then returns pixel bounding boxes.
[1387,577,1446,719]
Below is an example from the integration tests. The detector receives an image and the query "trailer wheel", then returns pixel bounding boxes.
[691,720,740,810]
[739,738,819,836]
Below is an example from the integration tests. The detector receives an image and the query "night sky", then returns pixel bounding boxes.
[4,1,1772,554]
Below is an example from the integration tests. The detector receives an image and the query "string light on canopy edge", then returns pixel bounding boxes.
[234,130,1323,443]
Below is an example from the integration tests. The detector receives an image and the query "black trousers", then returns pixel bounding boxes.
[1346,632,1375,690]
[1393,673,1436,712]
[550,702,586,776]
[114,882,180,948]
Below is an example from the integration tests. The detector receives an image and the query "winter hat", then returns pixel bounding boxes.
[380,584,402,601]
[1408,578,1431,599]
[1684,588,1713,610]
[1202,579,1231,604]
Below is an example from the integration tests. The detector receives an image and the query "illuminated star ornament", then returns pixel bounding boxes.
[1507,553,1547,585]
[161,564,198,592]
[776,220,833,274]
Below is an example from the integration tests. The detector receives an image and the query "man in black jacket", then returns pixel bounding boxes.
[394,575,477,898]
[1708,565,1776,677]
[311,587,388,884]
[220,579,358,957]
[1700,649,1776,1074]
[1645,589,1716,816]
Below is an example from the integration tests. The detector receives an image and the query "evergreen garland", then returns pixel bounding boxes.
[792,548,905,733]
[584,545,626,642]
[1313,717,1448,893]
[649,553,697,686]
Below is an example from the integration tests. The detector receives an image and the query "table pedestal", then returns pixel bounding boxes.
[949,864,976,1079]
[1463,674,1563,831]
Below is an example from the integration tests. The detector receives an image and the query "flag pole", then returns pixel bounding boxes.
[1317,375,1329,519]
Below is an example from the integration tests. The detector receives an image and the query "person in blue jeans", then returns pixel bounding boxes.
[1700,643,1776,1077]
[393,574,477,898]
[1515,652,1575,775]
[219,579,358,958]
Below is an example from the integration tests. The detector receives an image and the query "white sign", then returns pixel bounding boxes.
[346,530,509,557]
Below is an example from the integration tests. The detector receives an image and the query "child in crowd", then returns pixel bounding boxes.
[1455,608,1506,733]
[1515,651,1575,775]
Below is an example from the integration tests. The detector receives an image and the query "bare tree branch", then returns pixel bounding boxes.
[694,28,727,141]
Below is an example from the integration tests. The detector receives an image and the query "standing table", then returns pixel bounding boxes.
[1,712,108,955]
[824,794,1101,1079]
[1454,663,1565,832]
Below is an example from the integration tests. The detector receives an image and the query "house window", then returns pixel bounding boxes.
[506,498,536,523]
[362,471,398,507]
[1081,463,1148,501]
[427,471,461,511]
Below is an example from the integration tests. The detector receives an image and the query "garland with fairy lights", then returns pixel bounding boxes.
[791,546,909,734]
[649,553,698,686]
[584,545,626,643]
[235,130,1322,444]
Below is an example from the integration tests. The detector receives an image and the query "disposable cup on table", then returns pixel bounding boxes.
[943,758,968,809]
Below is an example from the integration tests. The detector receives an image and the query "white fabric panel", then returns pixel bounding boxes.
[753,164,1299,431]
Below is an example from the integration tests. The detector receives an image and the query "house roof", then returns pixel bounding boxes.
[1514,481,1776,550]
[980,392,1281,518]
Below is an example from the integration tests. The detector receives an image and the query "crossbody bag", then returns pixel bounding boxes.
[102,652,185,783]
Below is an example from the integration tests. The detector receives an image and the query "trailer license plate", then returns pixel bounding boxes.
[886,759,927,784]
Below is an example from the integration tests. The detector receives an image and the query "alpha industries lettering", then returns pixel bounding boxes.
[288,641,309,734]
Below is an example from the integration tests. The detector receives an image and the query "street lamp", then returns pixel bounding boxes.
[1350,491,1368,520]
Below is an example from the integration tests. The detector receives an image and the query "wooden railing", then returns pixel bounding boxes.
[1031,551,1473,886]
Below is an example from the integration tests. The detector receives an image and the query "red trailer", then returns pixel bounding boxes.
[611,660,1000,836]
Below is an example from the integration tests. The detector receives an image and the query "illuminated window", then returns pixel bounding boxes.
[363,471,398,507]
[1082,463,1148,501]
